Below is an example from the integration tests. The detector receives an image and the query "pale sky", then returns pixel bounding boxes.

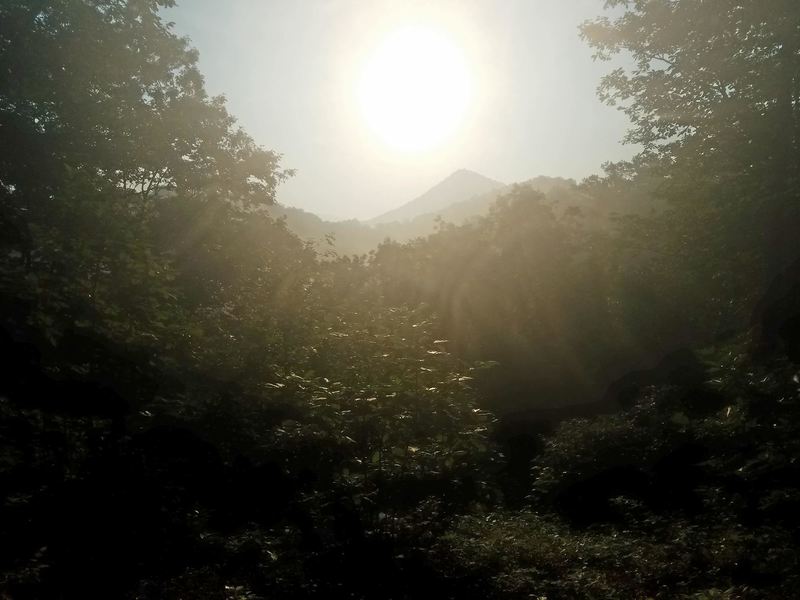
[163,1,636,220]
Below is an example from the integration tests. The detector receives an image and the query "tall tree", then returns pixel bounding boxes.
[582,0,800,271]
[0,0,287,207]
[0,0,291,347]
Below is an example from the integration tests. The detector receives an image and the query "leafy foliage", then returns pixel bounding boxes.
[440,344,800,599]
[1,1,799,599]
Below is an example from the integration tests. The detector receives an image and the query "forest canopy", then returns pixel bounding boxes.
[1,1,799,599]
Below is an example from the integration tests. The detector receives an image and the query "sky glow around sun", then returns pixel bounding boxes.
[357,25,473,152]
[163,1,638,219]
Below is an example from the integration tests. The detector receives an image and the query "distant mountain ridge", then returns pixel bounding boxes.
[425,175,576,224]
[269,171,588,256]
[368,169,505,225]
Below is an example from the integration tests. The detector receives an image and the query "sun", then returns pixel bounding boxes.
[357,25,473,152]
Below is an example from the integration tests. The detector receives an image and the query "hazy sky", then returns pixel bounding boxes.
[163,1,636,220]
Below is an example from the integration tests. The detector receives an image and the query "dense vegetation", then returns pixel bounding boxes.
[1,1,799,598]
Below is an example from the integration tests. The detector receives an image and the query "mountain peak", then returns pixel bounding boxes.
[369,169,505,225]
[442,168,496,183]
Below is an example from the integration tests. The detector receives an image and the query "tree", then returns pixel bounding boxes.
[0,0,292,350]
[0,0,287,207]
[582,0,800,271]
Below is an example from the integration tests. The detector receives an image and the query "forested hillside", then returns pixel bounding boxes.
[267,175,582,257]
[1,1,799,598]
[267,173,648,257]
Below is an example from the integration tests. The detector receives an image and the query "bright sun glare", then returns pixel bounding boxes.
[358,26,473,152]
